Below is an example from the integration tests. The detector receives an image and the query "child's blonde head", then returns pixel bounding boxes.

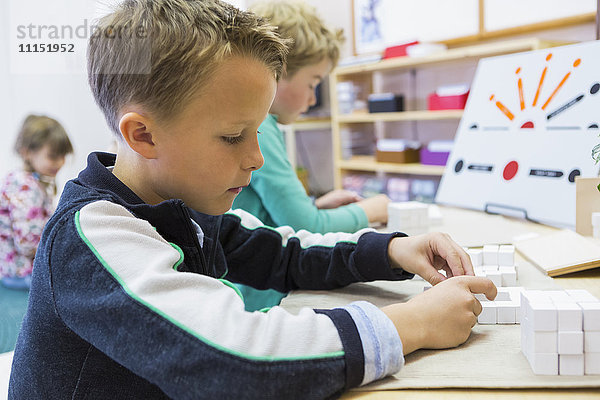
[250,0,344,78]
[14,115,73,160]
[87,0,289,137]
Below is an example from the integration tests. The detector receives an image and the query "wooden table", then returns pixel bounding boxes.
[340,206,600,399]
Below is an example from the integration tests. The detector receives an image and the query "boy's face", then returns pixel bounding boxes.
[270,58,332,124]
[147,56,276,214]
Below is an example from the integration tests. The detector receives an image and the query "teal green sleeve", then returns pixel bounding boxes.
[233,115,368,234]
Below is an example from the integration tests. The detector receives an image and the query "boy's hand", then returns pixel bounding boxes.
[388,232,474,285]
[381,276,497,355]
[315,189,362,209]
[356,194,390,224]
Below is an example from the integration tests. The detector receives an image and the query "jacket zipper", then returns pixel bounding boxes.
[180,203,208,275]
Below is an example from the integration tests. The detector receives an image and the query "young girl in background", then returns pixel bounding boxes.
[0,115,73,289]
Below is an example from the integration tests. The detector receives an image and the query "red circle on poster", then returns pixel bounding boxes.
[503,161,519,180]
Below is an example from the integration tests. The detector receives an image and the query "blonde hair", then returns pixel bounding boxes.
[15,115,73,160]
[87,0,290,136]
[250,0,344,78]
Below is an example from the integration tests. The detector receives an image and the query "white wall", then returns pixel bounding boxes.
[1,0,114,191]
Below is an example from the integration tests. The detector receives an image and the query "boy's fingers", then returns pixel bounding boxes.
[461,276,497,300]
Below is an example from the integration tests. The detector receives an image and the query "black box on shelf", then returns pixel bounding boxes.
[367,93,404,113]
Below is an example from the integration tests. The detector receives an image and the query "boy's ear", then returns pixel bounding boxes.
[118,112,158,159]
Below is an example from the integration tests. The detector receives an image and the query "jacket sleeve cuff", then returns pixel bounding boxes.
[354,232,414,281]
[341,301,404,385]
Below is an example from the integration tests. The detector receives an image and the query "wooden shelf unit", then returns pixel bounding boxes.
[329,38,563,189]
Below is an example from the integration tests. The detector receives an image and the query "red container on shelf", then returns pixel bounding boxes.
[382,41,419,59]
[427,90,469,110]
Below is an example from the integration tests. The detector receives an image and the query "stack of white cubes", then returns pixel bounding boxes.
[387,201,429,235]
[476,286,523,325]
[520,289,600,375]
[467,244,518,287]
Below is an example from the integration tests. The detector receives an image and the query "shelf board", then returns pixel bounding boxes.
[290,117,331,130]
[337,110,463,123]
[334,38,564,77]
[338,156,446,176]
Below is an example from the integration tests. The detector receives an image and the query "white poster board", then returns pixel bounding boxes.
[436,41,600,229]
[353,0,479,54]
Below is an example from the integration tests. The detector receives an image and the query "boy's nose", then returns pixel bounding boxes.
[245,138,264,171]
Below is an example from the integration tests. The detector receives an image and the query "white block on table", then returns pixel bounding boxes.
[498,245,515,266]
[478,301,496,324]
[529,352,558,375]
[585,352,600,375]
[467,248,483,267]
[428,204,443,225]
[555,303,582,332]
[559,354,585,376]
[566,289,598,303]
[474,268,486,277]
[558,331,584,355]
[579,302,600,331]
[497,301,518,324]
[531,331,557,353]
[486,270,502,287]
[529,302,557,331]
[548,290,575,304]
[585,331,600,352]
[495,290,511,302]
[499,266,517,286]
[482,244,499,265]
[483,265,498,272]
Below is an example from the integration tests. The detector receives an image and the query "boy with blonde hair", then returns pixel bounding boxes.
[234,0,390,234]
[233,0,391,311]
[10,1,495,398]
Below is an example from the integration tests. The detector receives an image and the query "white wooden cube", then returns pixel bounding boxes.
[532,331,557,353]
[529,302,557,331]
[495,290,511,301]
[585,331,600,353]
[497,301,518,324]
[580,302,600,331]
[555,303,582,332]
[467,248,483,267]
[558,331,584,355]
[474,268,486,277]
[566,289,598,303]
[548,290,575,304]
[529,352,558,375]
[499,266,517,286]
[478,301,496,324]
[585,352,600,375]
[486,270,502,287]
[559,354,585,376]
[482,244,499,265]
[498,244,515,266]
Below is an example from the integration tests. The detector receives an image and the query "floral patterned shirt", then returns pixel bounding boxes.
[0,170,54,278]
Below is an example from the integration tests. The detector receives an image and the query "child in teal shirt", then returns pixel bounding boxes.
[233,0,390,235]
[232,0,391,310]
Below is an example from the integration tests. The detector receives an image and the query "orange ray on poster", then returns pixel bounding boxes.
[541,58,581,110]
[516,67,525,110]
[533,53,552,107]
[490,95,515,121]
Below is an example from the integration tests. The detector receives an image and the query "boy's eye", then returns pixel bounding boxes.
[221,135,244,145]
